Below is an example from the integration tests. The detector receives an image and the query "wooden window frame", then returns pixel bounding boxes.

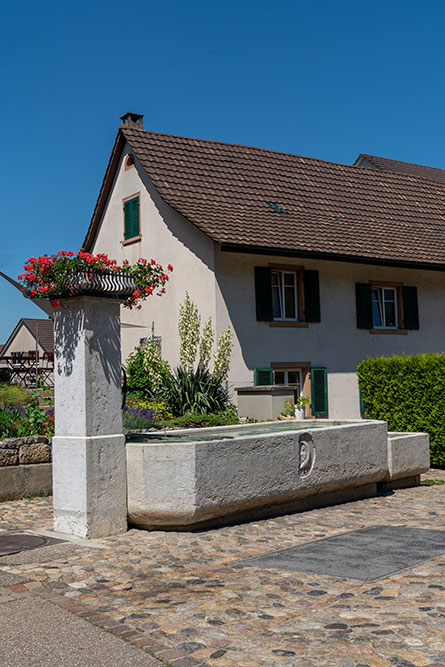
[122,193,141,245]
[368,280,407,335]
[124,154,135,170]
[271,361,312,417]
[268,263,307,327]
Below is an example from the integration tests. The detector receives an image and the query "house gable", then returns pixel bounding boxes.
[86,136,217,364]
[1,318,53,358]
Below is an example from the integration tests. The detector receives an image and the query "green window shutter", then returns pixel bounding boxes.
[254,368,273,386]
[254,267,273,321]
[355,283,373,329]
[124,197,140,240]
[310,367,328,417]
[402,286,419,330]
[303,270,320,322]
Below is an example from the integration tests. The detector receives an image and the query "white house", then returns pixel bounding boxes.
[82,112,445,419]
[0,318,54,387]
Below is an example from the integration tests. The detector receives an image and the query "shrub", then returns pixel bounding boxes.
[156,409,239,430]
[124,347,152,399]
[142,340,171,394]
[357,353,445,467]
[125,344,170,401]
[0,383,32,408]
[126,398,173,421]
[160,366,229,416]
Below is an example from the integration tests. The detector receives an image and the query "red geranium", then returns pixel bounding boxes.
[18,251,173,309]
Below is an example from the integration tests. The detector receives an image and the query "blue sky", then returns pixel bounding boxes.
[1,0,444,341]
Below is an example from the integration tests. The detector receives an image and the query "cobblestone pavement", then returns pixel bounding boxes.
[0,469,444,667]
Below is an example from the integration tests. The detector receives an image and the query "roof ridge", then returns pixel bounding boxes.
[121,126,357,169]
[123,127,445,189]
[360,153,445,173]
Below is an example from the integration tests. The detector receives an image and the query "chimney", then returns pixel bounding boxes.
[120,112,144,129]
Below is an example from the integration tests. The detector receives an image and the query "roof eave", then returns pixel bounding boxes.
[218,242,445,272]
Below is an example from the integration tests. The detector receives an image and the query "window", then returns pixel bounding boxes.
[273,368,303,395]
[355,282,419,332]
[272,271,297,320]
[371,286,398,329]
[253,362,329,417]
[254,265,320,325]
[123,195,140,243]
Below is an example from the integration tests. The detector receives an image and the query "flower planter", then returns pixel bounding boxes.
[294,406,305,420]
[63,270,136,299]
[18,251,172,310]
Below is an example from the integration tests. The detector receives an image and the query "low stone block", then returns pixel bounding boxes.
[0,438,20,450]
[0,463,52,500]
[19,442,52,465]
[0,449,18,466]
[21,436,50,446]
[386,432,430,481]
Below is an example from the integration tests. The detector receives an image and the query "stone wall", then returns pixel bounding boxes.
[0,436,52,500]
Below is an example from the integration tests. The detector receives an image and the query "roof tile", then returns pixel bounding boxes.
[88,127,445,267]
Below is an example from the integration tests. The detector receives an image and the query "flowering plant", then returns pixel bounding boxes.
[18,251,173,309]
[0,403,54,439]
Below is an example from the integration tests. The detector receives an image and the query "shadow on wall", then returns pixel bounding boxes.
[54,303,121,388]
[135,161,215,273]
[54,307,83,378]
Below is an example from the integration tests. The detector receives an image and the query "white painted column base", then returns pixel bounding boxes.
[52,434,127,539]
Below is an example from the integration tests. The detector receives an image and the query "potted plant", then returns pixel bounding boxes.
[18,251,173,309]
[294,395,310,420]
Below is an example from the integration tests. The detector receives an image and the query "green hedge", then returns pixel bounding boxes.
[357,353,445,467]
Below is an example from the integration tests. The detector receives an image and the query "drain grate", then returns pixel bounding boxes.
[239,525,445,581]
[0,533,66,557]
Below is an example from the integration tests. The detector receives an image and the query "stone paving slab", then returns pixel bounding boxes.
[239,525,445,581]
[0,468,444,666]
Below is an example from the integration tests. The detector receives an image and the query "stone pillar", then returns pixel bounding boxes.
[52,297,127,538]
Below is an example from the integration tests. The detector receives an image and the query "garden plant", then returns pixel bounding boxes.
[123,293,235,427]
[0,386,54,440]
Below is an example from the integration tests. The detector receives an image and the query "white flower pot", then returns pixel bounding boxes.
[294,406,306,420]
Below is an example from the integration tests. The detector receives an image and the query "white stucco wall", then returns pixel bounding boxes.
[214,249,445,419]
[90,142,216,364]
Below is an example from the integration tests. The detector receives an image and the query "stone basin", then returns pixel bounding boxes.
[125,419,430,530]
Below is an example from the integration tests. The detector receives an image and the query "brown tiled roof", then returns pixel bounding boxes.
[84,127,445,269]
[355,153,445,184]
[22,319,53,354]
